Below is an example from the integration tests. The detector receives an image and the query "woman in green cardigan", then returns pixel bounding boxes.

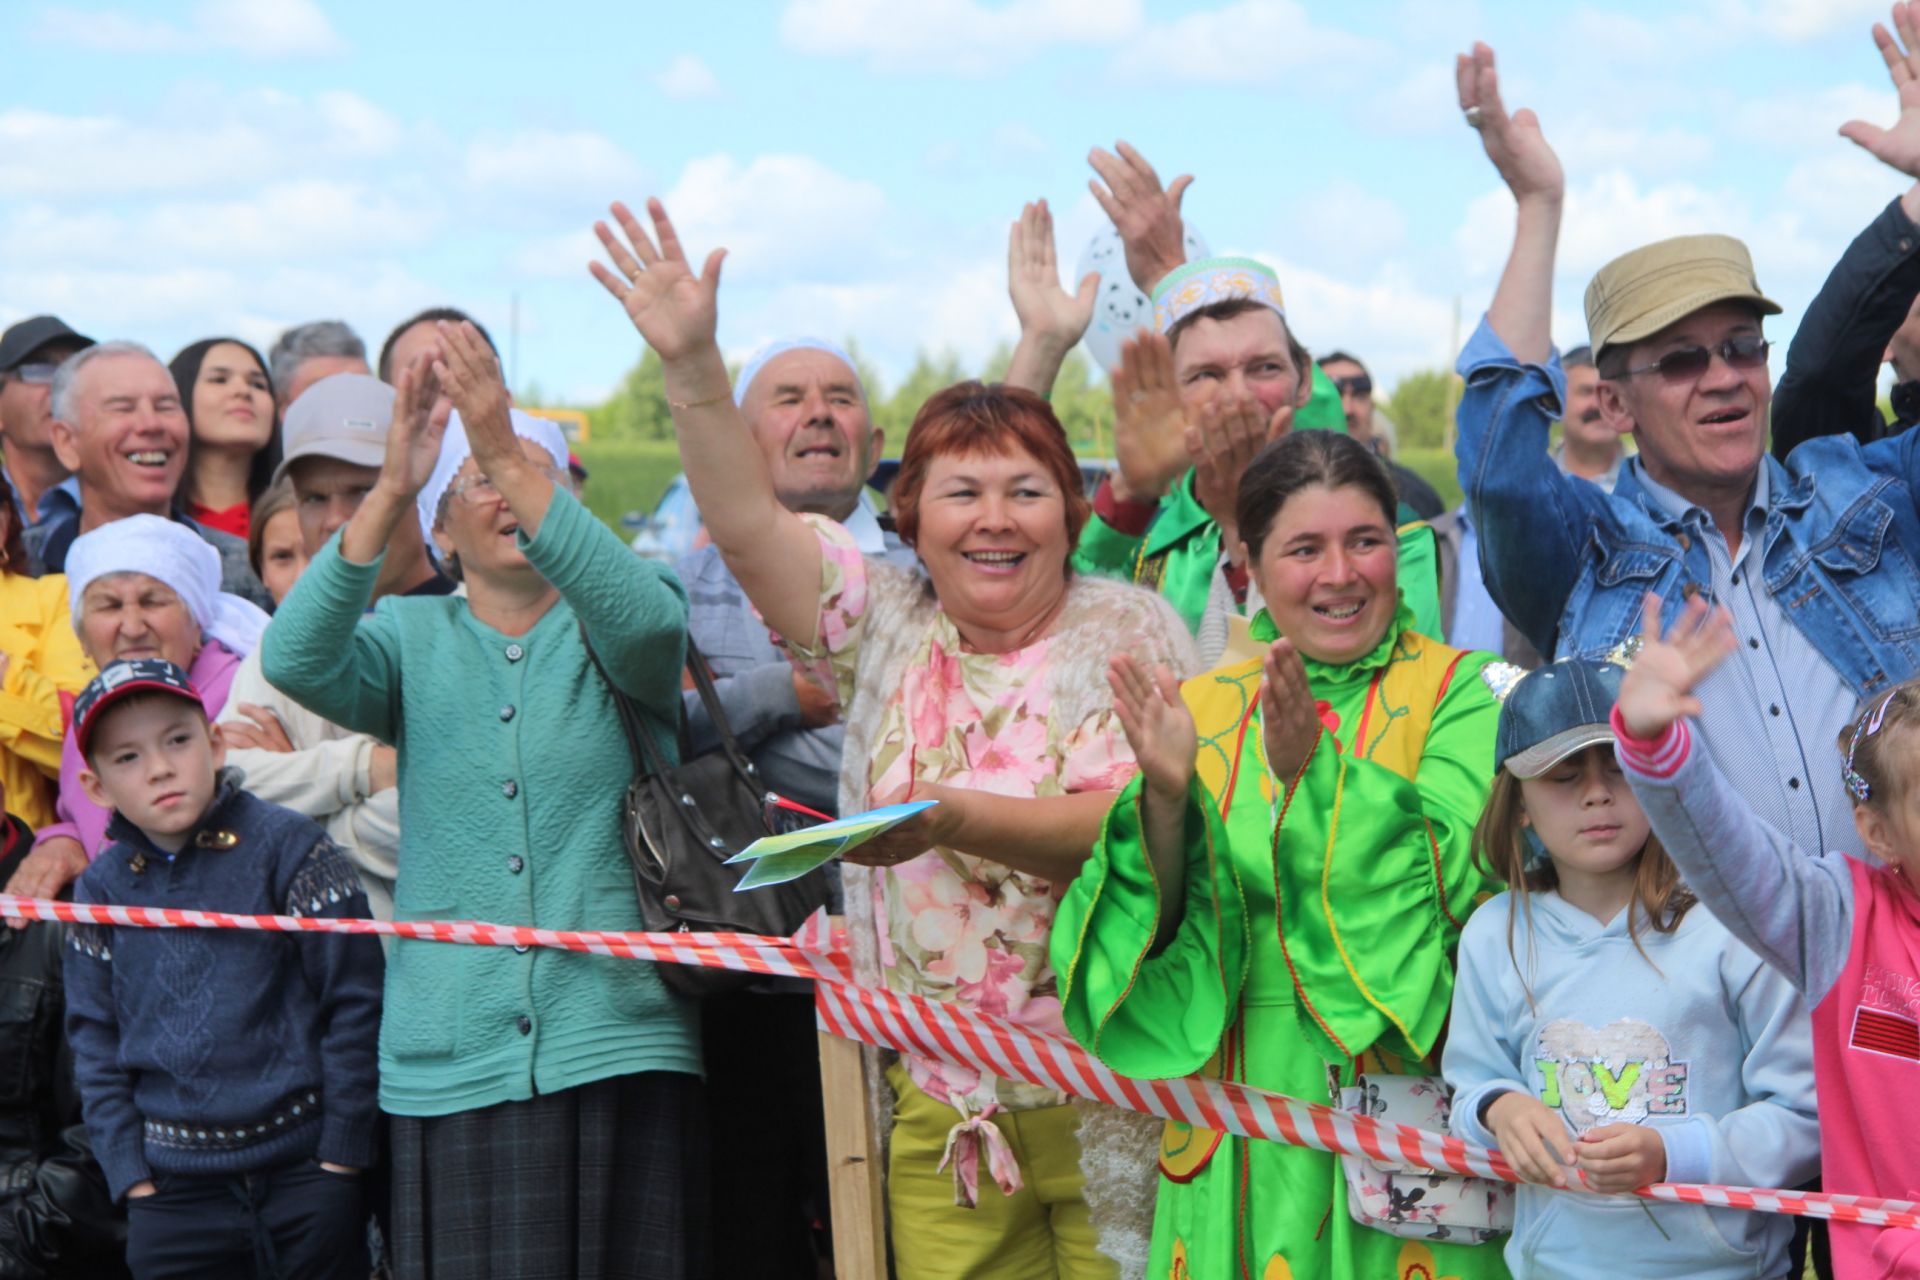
[262,327,703,1279]
[1053,430,1508,1280]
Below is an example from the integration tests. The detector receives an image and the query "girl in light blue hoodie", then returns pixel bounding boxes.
[1443,658,1820,1279]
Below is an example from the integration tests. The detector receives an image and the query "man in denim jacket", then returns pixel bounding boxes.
[1452,39,1920,861]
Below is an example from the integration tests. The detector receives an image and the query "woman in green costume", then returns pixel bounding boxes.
[1053,430,1508,1280]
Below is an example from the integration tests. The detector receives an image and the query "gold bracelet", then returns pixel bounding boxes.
[667,390,733,411]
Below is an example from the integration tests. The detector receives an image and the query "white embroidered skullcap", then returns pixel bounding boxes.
[417,407,571,548]
[733,337,862,406]
[66,515,270,657]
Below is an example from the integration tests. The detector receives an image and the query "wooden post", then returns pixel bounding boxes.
[819,922,889,1278]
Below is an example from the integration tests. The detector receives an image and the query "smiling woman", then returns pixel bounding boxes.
[593,197,1195,1278]
[170,338,281,540]
[1054,430,1507,1280]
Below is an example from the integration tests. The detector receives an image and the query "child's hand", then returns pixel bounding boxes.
[1485,1092,1576,1188]
[1616,591,1736,740]
[1575,1122,1667,1193]
[125,1180,156,1200]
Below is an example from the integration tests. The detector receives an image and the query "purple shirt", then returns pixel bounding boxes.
[36,640,243,859]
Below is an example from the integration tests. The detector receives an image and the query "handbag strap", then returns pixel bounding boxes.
[578,623,763,789]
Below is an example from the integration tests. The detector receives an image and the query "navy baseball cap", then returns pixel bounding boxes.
[0,316,93,373]
[1495,658,1625,778]
[73,659,203,758]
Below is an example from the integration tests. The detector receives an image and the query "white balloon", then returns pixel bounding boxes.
[1074,224,1210,373]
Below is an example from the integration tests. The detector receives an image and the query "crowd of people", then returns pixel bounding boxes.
[8,12,1920,1280]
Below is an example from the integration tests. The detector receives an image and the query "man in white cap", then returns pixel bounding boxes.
[217,372,455,919]
[678,336,913,1280]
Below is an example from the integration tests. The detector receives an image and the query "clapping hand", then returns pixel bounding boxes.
[1009,199,1097,352]
[1841,2,1920,178]
[433,321,517,474]
[374,352,452,502]
[1109,654,1197,804]
[1089,141,1193,294]
[1456,42,1563,206]
[1261,639,1324,782]
[1188,394,1283,556]
[1109,332,1191,502]
[1616,592,1737,740]
[589,199,725,365]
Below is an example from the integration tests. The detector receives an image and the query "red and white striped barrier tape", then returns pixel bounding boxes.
[10,893,1913,1232]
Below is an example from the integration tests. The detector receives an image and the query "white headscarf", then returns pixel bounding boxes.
[733,337,862,406]
[416,407,572,550]
[66,514,271,657]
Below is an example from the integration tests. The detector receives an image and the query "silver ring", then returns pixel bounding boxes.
[1464,105,1485,130]
[1128,391,1148,404]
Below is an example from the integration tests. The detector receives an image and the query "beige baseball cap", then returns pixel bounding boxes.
[271,372,394,487]
[1584,234,1781,360]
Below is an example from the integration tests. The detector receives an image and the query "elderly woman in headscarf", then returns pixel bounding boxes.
[262,333,702,1280]
[1,514,269,909]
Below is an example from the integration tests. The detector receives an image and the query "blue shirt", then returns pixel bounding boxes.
[1630,461,1861,858]
[1444,507,1510,657]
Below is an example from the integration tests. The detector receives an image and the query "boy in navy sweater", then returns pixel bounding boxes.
[61,658,383,1279]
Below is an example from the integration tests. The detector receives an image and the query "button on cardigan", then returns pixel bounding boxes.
[261,489,697,1117]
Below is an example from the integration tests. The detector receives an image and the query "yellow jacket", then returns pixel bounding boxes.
[0,573,93,831]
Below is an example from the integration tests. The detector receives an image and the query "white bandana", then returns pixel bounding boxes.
[417,408,572,550]
[733,337,862,406]
[66,514,270,656]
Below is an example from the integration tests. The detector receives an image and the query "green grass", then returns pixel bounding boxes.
[571,435,1467,535]
[572,440,685,531]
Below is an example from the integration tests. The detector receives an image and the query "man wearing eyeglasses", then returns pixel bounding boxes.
[0,316,93,569]
[1453,37,1920,864]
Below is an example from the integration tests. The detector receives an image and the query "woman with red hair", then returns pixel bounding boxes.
[592,199,1193,1279]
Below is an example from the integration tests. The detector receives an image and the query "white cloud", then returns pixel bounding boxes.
[35,0,345,57]
[779,0,1143,72]
[1109,0,1386,84]
[1720,0,1884,42]
[465,131,644,194]
[662,154,890,283]
[0,109,277,197]
[654,53,722,100]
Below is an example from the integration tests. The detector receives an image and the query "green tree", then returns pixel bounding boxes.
[589,346,673,441]
[1382,368,1455,451]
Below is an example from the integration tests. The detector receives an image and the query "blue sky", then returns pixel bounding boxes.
[0,0,1903,405]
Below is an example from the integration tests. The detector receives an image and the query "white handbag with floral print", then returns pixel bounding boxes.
[1337,1073,1514,1245]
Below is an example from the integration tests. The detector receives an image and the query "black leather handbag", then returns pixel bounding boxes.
[583,632,832,997]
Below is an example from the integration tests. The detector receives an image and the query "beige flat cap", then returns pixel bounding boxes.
[1585,234,1781,359]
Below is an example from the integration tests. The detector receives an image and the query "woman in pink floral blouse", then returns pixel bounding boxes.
[592,198,1194,1280]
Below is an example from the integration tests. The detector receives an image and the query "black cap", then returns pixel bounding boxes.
[0,316,95,373]
[72,659,202,757]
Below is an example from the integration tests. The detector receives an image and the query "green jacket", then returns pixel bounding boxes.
[1071,469,1444,641]
[262,489,700,1116]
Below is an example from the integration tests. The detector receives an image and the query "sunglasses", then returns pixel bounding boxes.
[1331,373,1373,396]
[7,363,58,386]
[1621,335,1769,383]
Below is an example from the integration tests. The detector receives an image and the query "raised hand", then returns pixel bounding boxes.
[1109,331,1192,502]
[1485,1092,1576,1188]
[375,352,452,501]
[1616,592,1737,740]
[1456,42,1563,206]
[1187,395,1281,555]
[1841,2,1920,178]
[1089,141,1192,294]
[1009,199,1098,351]
[1260,639,1324,781]
[588,199,725,365]
[1108,654,1197,803]
[432,321,515,468]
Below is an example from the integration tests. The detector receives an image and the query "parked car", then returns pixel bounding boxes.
[627,458,1116,561]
